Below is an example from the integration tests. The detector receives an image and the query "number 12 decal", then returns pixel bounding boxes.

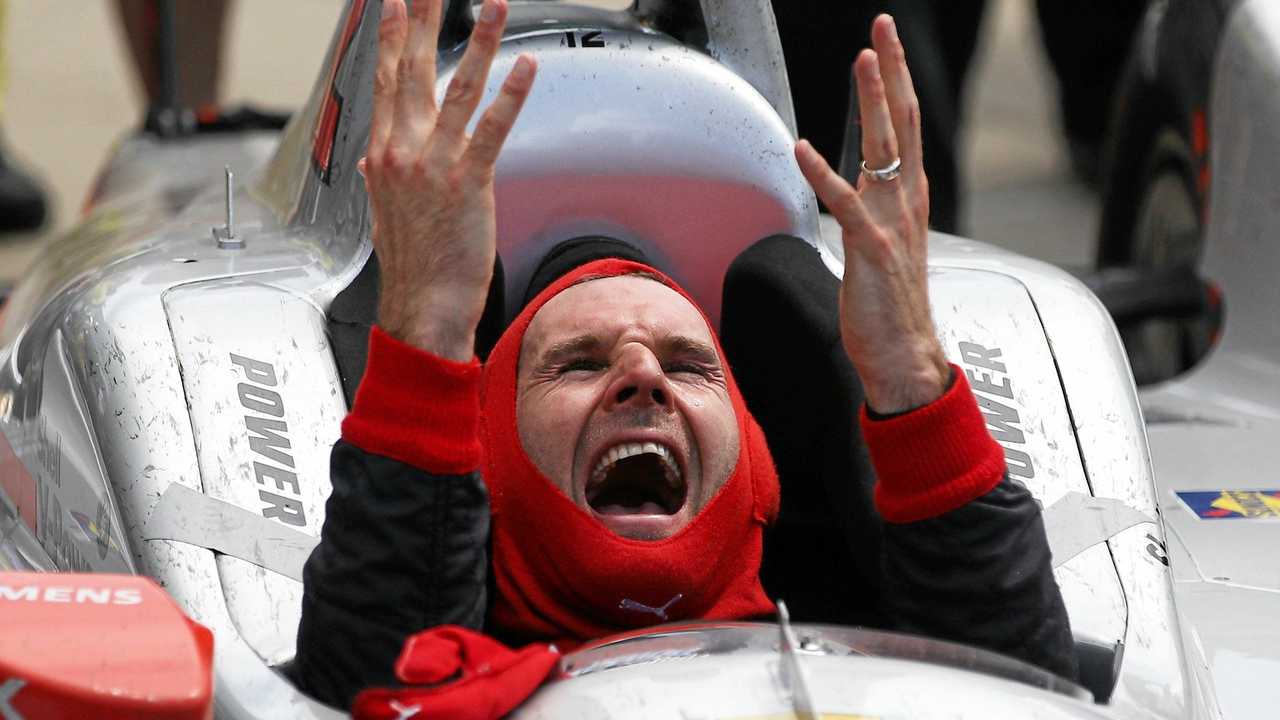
[564,31,605,48]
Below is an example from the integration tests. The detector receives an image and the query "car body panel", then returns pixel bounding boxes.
[1132,2,1280,717]
[440,24,817,325]
[516,624,1108,720]
[925,232,1185,720]
[165,277,346,663]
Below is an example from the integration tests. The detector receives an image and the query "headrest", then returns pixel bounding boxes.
[439,24,819,327]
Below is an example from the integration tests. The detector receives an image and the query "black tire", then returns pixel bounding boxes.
[1097,43,1183,268]
[1108,129,1215,385]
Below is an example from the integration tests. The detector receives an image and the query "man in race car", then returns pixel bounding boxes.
[294,0,1076,713]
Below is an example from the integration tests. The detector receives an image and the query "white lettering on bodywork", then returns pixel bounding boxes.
[232,353,308,527]
[0,678,26,720]
[390,700,421,719]
[0,585,142,605]
[0,586,36,602]
[960,341,1036,480]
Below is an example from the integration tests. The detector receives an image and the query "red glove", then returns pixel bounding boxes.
[352,626,560,720]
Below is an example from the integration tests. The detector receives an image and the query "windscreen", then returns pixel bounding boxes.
[565,622,1092,702]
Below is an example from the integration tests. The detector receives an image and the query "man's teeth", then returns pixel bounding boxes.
[597,502,669,516]
[591,442,681,483]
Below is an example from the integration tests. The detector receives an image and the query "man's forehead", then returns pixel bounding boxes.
[521,275,714,359]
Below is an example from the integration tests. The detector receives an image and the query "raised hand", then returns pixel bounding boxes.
[795,14,950,414]
[364,0,537,361]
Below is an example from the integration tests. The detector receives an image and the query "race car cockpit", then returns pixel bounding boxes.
[0,1,1191,717]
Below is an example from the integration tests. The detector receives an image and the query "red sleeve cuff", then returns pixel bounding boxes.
[341,326,482,475]
[860,364,1006,523]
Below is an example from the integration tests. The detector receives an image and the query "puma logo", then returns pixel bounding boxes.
[389,700,421,719]
[619,593,684,621]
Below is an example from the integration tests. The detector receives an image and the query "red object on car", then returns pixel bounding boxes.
[0,572,213,719]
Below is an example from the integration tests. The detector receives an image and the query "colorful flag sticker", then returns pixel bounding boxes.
[1177,490,1280,520]
[70,509,122,555]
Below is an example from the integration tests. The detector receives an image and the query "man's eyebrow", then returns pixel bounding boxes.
[660,335,721,366]
[537,334,604,366]
[535,333,720,367]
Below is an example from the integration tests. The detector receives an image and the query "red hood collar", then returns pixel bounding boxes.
[479,259,779,646]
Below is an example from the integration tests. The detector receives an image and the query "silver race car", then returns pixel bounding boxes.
[1,0,1270,717]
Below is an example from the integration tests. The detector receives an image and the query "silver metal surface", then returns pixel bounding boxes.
[692,0,797,134]
[1042,492,1154,569]
[926,231,1185,720]
[1133,1,1280,717]
[823,214,1185,717]
[518,623,1100,719]
[144,484,321,583]
[437,23,818,325]
[927,253,1129,662]
[165,274,345,663]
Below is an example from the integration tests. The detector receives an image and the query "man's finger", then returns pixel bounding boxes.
[854,49,901,181]
[871,15,923,183]
[795,139,872,234]
[431,0,508,150]
[369,0,408,161]
[463,54,537,172]
[391,0,443,145]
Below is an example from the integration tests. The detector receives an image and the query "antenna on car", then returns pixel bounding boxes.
[776,600,818,720]
[213,166,242,249]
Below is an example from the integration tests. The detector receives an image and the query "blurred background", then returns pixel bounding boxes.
[0,0,1097,282]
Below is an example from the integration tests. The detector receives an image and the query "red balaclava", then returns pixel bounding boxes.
[479,258,780,647]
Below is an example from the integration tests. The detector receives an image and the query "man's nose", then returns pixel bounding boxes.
[602,346,675,413]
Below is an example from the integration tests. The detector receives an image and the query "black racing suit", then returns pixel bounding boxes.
[295,440,1076,709]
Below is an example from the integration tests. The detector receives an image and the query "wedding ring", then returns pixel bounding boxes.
[860,157,902,182]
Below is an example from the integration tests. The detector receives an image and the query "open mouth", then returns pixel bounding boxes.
[586,442,687,516]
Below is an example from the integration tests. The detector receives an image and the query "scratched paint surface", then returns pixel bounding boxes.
[930,269,1127,654]
[921,237,1185,718]
[165,278,343,665]
[515,641,1103,718]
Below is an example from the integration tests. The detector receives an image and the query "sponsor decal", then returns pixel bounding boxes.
[563,30,605,48]
[389,701,421,719]
[33,417,60,490]
[618,593,683,621]
[0,583,141,605]
[35,485,90,572]
[0,678,25,720]
[231,354,307,527]
[0,428,36,534]
[1145,533,1170,566]
[70,504,122,560]
[312,0,369,184]
[958,341,1035,479]
[1177,490,1280,520]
